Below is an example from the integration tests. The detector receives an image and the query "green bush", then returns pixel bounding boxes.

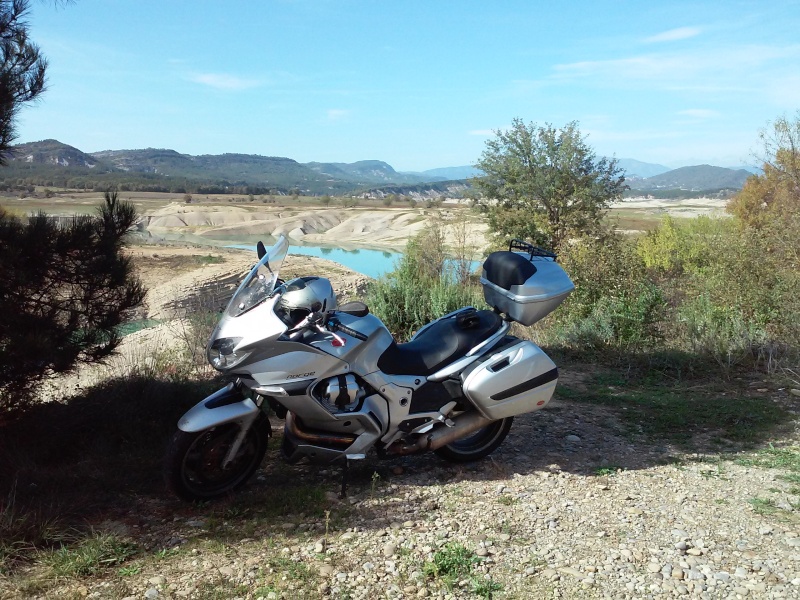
[367,224,485,341]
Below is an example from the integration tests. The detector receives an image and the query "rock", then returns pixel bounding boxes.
[384,543,397,557]
[789,389,800,397]
[218,566,234,577]
[144,589,159,600]
[565,435,581,444]
[476,548,489,557]
[320,565,334,576]
[558,567,583,578]
[647,563,662,573]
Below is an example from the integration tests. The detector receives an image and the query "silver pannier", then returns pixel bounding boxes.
[480,240,574,326]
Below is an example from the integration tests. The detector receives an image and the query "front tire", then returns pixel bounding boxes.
[434,417,513,463]
[164,416,269,501]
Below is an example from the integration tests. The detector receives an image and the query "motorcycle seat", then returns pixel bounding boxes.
[377,310,503,376]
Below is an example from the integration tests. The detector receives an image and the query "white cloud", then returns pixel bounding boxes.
[676,109,720,119]
[189,73,261,91]
[644,27,702,43]
[326,109,349,121]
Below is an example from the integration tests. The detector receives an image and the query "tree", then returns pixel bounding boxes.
[0,191,146,412]
[727,112,800,229]
[473,119,627,251]
[0,0,47,164]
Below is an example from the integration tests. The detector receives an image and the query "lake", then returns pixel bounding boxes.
[156,232,479,279]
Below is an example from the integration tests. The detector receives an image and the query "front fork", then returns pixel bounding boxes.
[177,382,266,468]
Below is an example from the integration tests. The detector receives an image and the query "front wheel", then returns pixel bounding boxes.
[164,416,269,501]
[434,417,513,463]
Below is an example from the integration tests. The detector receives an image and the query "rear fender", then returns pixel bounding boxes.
[177,383,260,433]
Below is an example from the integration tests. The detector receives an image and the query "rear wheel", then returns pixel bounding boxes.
[164,416,268,501]
[434,416,513,463]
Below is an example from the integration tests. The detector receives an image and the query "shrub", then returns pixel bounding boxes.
[367,223,484,341]
[0,191,145,412]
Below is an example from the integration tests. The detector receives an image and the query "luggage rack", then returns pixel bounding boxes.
[509,239,557,261]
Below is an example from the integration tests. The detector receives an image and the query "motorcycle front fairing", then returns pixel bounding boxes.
[179,236,290,434]
[207,236,290,372]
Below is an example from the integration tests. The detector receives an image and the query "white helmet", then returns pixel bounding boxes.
[275,276,337,327]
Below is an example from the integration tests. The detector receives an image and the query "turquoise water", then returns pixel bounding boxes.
[227,242,402,279]
[155,232,478,279]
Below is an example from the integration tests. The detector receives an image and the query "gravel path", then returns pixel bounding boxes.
[50,392,800,600]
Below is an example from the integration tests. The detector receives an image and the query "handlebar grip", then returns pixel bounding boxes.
[334,322,368,341]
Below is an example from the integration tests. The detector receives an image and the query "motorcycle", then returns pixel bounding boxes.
[164,236,574,501]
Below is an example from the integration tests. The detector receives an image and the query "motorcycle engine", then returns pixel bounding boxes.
[316,374,364,413]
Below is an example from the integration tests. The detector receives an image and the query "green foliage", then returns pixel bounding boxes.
[0,0,47,164]
[543,235,665,353]
[367,222,485,340]
[0,191,146,412]
[473,118,627,251]
[43,532,138,577]
[424,543,478,587]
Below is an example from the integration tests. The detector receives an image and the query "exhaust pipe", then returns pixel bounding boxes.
[388,411,494,456]
[286,412,357,448]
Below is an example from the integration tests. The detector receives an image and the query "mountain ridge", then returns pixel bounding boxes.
[4,139,754,196]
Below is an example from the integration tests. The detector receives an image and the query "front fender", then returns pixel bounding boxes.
[178,384,260,433]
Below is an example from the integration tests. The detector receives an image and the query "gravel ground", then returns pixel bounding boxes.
[38,388,799,600]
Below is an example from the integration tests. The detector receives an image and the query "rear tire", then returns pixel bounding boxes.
[434,416,513,463]
[164,416,269,502]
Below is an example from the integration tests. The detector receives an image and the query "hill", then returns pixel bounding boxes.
[2,140,753,198]
[635,165,751,191]
[304,160,441,185]
[11,139,110,170]
[614,158,671,178]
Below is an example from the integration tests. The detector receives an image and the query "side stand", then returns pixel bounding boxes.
[339,458,349,499]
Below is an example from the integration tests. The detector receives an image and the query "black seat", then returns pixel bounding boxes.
[377,310,503,376]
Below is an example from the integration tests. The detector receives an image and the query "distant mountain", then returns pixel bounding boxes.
[304,160,437,185]
[3,139,752,197]
[418,165,482,180]
[635,165,751,191]
[614,158,671,179]
[12,139,107,169]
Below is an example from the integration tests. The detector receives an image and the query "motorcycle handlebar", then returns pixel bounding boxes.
[327,318,368,341]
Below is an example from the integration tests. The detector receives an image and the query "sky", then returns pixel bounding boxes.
[15,0,800,172]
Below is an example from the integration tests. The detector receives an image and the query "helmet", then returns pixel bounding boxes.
[275,276,337,327]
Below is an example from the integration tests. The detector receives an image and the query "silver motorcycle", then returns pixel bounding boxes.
[164,236,574,501]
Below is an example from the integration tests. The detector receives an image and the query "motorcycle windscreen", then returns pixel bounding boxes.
[225,235,289,318]
[461,340,558,420]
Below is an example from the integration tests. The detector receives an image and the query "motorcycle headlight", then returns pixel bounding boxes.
[207,337,251,370]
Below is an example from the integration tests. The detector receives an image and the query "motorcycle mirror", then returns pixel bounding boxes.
[256,241,267,259]
[337,301,369,318]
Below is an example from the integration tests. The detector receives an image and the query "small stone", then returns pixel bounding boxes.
[403,521,415,529]
[148,576,166,586]
[280,522,296,531]
[340,532,355,541]
[734,567,748,579]
[218,566,234,577]
[476,547,489,557]
[733,586,749,596]
[384,543,397,557]
[319,565,334,576]
[789,389,800,397]
[144,589,159,600]
[785,537,800,547]
[647,563,662,573]
[498,533,511,542]
[714,571,731,583]
[314,541,325,553]
[687,547,703,556]
[541,568,558,579]
[558,566,583,578]
[363,562,375,572]
[565,434,581,443]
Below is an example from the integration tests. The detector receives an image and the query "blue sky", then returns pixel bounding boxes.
[16,0,800,171]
